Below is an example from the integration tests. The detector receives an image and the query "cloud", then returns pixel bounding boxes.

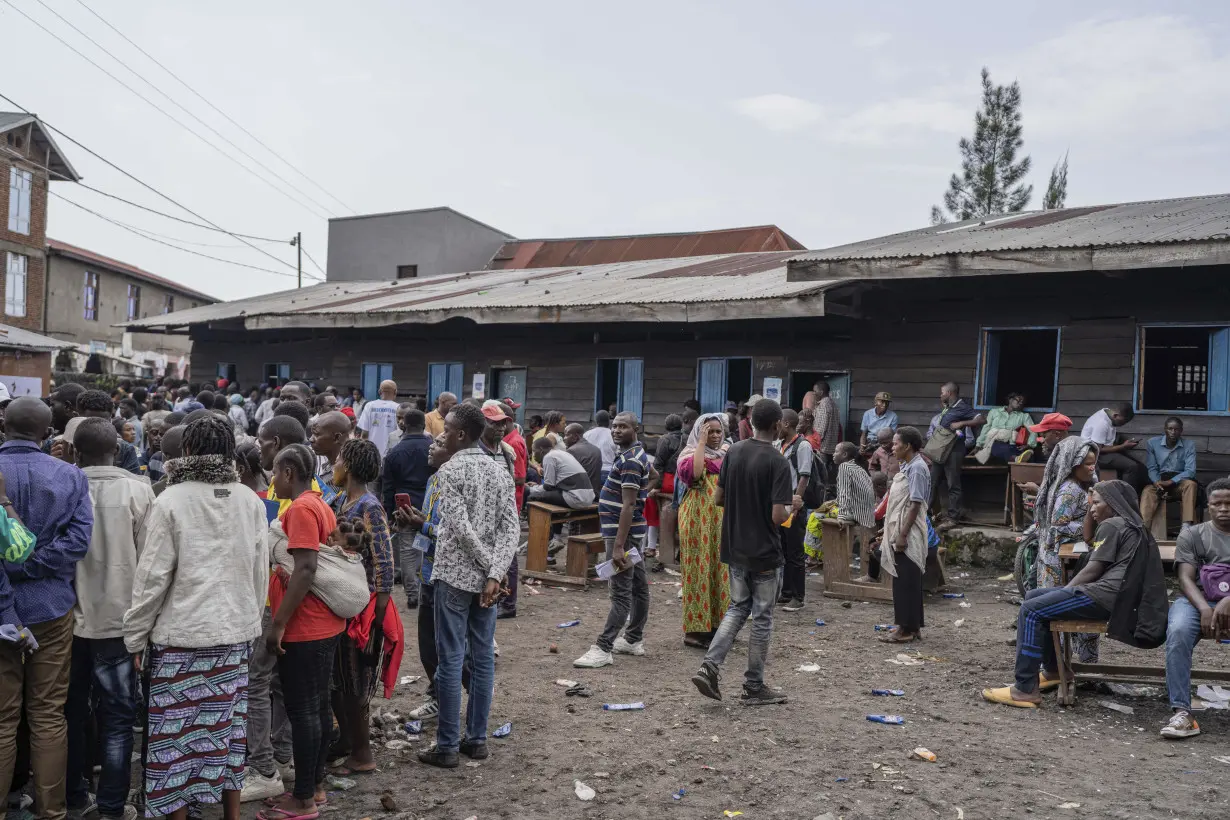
[732,93,823,132]
[852,31,892,48]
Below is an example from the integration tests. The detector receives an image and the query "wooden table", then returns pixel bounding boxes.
[523,501,598,575]
[820,519,891,602]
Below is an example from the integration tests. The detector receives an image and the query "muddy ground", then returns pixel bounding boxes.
[310,565,1229,820]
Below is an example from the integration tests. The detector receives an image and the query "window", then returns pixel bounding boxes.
[362,363,395,401]
[426,362,463,406]
[264,363,291,385]
[163,294,174,314]
[1137,325,1230,414]
[397,264,418,280]
[125,284,141,320]
[976,327,1061,411]
[4,252,27,317]
[216,363,237,384]
[696,357,752,414]
[83,271,99,320]
[594,358,644,419]
[8,166,31,235]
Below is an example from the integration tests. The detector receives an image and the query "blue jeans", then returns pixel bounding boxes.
[704,565,783,689]
[433,580,497,753]
[66,637,137,817]
[1014,587,1108,693]
[396,530,422,607]
[1166,597,1204,711]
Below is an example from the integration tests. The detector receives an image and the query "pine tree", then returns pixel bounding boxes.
[931,67,1032,224]
[1043,152,1069,210]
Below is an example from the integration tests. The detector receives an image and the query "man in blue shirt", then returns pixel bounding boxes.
[1141,416,1199,533]
[0,397,93,820]
[929,382,982,529]
[382,409,433,607]
[859,391,899,454]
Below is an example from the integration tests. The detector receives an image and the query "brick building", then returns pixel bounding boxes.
[0,112,81,332]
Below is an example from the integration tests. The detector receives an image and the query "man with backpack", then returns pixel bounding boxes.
[777,408,820,612]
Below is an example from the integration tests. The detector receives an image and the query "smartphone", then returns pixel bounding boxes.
[395,493,413,510]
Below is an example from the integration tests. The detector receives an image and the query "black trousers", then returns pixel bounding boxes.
[930,438,967,519]
[892,551,925,633]
[278,635,339,800]
[779,511,807,601]
[1098,452,1147,492]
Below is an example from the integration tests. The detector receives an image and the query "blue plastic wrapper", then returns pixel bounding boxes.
[942,593,965,599]
[815,619,827,626]
[866,714,905,724]
[672,788,687,800]
[871,689,905,697]
[602,702,645,711]
[557,619,582,628]
[493,722,512,737]
[404,720,422,735]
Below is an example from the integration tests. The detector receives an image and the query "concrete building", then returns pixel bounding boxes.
[1,112,81,333]
[0,321,73,399]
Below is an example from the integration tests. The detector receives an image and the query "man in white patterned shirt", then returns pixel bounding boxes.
[418,403,520,770]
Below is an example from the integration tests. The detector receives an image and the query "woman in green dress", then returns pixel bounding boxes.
[676,413,730,648]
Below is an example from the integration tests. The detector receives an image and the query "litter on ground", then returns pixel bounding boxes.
[574,781,596,801]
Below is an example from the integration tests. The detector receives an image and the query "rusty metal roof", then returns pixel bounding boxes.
[792,194,1230,262]
[48,238,218,302]
[487,225,805,269]
[122,251,839,331]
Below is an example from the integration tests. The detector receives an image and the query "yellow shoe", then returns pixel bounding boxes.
[1038,672,1061,692]
[982,686,1040,708]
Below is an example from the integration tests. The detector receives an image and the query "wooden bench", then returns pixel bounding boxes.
[820,519,891,602]
[524,501,598,575]
[564,533,606,588]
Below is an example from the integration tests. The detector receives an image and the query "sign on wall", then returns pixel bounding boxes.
[0,376,43,399]
[472,373,486,400]
[762,377,783,402]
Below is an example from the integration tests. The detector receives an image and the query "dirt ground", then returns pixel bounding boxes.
[314,565,1230,820]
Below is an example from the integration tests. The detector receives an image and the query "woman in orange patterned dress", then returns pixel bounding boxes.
[677,413,730,648]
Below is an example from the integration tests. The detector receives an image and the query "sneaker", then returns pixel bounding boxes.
[67,794,97,820]
[459,739,489,760]
[740,684,788,706]
[99,806,138,820]
[782,599,805,612]
[691,661,722,701]
[573,645,614,668]
[776,594,792,604]
[239,767,285,803]
[612,636,645,656]
[1160,710,1201,739]
[417,744,459,769]
[277,760,295,782]
[409,699,440,722]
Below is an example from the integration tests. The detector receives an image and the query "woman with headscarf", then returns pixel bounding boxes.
[983,479,1166,707]
[676,412,730,648]
[1028,436,1100,661]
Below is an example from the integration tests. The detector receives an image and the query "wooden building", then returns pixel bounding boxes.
[126,194,1230,484]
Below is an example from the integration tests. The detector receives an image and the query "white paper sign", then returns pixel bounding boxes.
[472,373,486,400]
[0,376,43,399]
[762,377,782,402]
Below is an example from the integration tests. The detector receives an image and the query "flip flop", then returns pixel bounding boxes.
[877,631,920,644]
[264,793,327,808]
[257,808,319,820]
[327,763,377,776]
[982,686,1040,708]
[1038,673,1061,692]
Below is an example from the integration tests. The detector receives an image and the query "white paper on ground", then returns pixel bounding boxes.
[1196,684,1230,709]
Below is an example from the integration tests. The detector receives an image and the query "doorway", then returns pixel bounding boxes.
[789,370,850,442]
[491,367,527,425]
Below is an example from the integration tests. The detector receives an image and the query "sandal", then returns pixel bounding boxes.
[327,763,377,776]
[264,793,327,808]
[877,631,920,644]
[257,808,320,820]
[981,686,1040,708]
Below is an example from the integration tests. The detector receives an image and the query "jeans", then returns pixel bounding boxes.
[930,438,967,519]
[1014,587,1108,693]
[779,511,807,601]
[247,609,292,779]
[596,536,648,652]
[66,637,136,817]
[433,580,497,753]
[0,612,74,820]
[1166,597,1204,711]
[396,531,422,608]
[278,635,339,800]
[704,565,783,688]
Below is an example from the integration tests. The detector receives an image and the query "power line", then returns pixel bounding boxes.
[301,247,327,278]
[52,190,323,281]
[3,0,336,221]
[0,89,306,276]
[72,0,356,215]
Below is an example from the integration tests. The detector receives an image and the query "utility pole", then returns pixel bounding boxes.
[294,231,302,288]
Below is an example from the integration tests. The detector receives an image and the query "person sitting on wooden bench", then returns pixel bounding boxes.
[1160,477,1230,740]
[969,392,1036,465]
[982,480,1166,708]
[1140,416,1199,537]
[528,435,597,563]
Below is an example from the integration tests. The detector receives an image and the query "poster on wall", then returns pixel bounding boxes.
[472,373,486,400]
[0,376,43,399]
[762,377,782,402]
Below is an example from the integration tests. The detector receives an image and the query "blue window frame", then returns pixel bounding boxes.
[1135,324,1230,415]
[362,362,394,402]
[696,357,752,415]
[594,358,643,420]
[427,362,463,406]
[264,363,290,384]
[975,327,1061,412]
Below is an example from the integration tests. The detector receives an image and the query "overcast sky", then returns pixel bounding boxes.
[5,0,1229,301]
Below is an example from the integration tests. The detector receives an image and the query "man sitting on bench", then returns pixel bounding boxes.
[528,436,596,510]
[1160,477,1230,740]
[983,480,1166,708]
[1141,416,1199,536]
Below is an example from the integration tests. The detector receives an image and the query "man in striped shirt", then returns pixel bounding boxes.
[834,442,877,529]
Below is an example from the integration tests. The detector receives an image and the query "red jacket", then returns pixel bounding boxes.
[346,593,405,699]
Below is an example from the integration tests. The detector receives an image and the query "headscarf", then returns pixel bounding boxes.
[1034,436,1097,528]
[676,412,729,482]
[1091,479,1146,534]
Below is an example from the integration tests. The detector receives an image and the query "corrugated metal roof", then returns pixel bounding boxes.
[48,238,217,303]
[0,112,82,182]
[0,322,75,353]
[793,194,1230,262]
[488,225,805,269]
[124,251,838,330]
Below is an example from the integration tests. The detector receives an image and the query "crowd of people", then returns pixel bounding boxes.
[0,371,1226,820]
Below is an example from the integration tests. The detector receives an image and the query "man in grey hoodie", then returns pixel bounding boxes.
[66,418,155,820]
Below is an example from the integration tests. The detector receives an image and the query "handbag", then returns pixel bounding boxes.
[922,426,958,464]
[1200,563,1230,602]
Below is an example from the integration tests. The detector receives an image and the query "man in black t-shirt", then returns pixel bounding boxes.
[691,399,793,706]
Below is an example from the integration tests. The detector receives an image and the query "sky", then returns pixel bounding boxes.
[4,0,1230,301]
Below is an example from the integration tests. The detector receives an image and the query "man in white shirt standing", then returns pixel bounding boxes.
[584,410,617,485]
[1080,401,1145,491]
[357,380,401,458]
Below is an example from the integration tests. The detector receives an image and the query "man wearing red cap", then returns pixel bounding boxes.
[1016,413,1074,495]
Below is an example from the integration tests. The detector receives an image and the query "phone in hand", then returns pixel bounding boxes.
[395,493,413,511]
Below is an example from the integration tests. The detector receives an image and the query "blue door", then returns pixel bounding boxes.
[618,359,644,420]
[697,358,728,414]
[362,363,394,402]
[427,362,464,405]
[826,373,851,442]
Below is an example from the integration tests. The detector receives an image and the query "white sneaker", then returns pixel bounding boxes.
[239,767,285,803]
[277,760,295,782]
[573,645,614,668]
[493,637,500,658]
[409,698,439,722]
[612,636,645,656]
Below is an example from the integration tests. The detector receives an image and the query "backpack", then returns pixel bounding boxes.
[784,437,826,508]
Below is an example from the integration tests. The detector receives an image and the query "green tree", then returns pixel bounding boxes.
[1043,152,1069,210]
[931,67,1032,224]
